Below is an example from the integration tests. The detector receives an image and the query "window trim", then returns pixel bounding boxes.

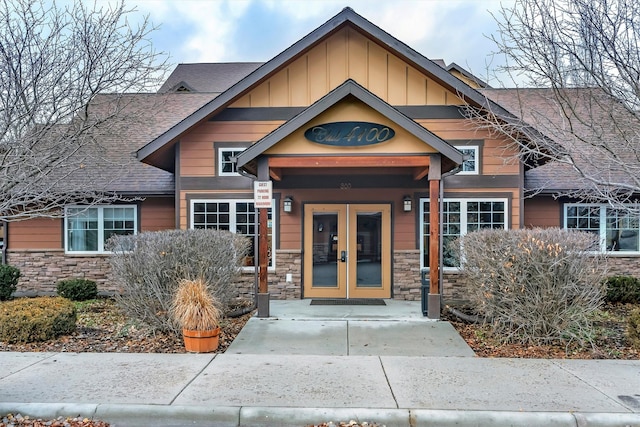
[564,203,640,254]
[455,145,479,175]
[420,197,509,270]
[64,205,138,255]
[189,198,276,270]
[217,147,244,177]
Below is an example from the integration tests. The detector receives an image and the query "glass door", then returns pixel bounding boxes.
[303,204,390,299]
[348,204,391,298]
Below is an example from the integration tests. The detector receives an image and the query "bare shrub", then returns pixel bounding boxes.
[453,228,606,346]
[107,229,249,334]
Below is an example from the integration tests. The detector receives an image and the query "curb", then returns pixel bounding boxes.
[1,403,639,427]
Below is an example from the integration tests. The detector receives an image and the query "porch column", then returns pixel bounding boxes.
[428,154,441,319]
[256,157,270,318]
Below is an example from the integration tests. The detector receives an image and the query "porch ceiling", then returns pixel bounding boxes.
[250,154,431,181]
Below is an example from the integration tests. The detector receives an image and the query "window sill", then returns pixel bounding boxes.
[604,251,640,257]
[64,252,112,257]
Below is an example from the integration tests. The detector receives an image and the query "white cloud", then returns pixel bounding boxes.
[127,0,515,84]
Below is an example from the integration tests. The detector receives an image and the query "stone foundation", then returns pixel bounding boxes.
[7,249,114,295]
[392,250,422,300]
[606,255,640,277]
[7,248,640,301]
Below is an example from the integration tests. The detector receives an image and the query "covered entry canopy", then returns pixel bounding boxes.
[236,79,464,318]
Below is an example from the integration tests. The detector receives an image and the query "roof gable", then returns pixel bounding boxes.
[138,7,512,168]
[236,79,464,171]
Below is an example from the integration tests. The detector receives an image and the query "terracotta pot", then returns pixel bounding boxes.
[182,327,220,353]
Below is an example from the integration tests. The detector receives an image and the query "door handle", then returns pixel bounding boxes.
[340,251,347,262]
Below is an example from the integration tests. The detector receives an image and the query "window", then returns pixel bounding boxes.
[191,199,274,267]
[65,206,137,253]
[218,148,244,176]
[565,204,640,252]
[455,146,479,175]
[421,198,507,268]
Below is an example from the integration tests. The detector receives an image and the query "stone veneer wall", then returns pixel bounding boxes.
[607,255,640,277]
[7,248,304,300]
[8,250,114,295]
[391,250,467,301]
[8,248,640,300]
[392,250,422,300]
[234,250,302,300]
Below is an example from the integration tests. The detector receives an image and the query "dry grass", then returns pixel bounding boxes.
[171,278,222,331]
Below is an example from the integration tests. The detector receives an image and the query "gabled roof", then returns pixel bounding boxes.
[483,87,640,194]
[157,63,263,93]
[236,79,463,172]
[66,93,217,194]
[445,62,490,89]
[137,7,518,169]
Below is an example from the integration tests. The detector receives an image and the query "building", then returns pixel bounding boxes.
[5,8,638,317]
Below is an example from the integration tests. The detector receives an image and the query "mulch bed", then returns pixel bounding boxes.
[0,298,252,354]
[444,302,640,359]
[1,299,637,427]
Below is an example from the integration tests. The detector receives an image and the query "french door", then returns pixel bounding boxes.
[303,204,391,298]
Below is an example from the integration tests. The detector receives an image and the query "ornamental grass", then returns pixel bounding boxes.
[171,278,222,331]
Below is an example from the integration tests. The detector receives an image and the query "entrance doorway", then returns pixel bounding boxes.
[303,204,391,298]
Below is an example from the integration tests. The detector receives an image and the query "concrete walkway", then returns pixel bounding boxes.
[1,300,639,426]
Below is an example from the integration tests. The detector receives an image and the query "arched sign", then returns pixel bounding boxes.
[304,121,395,146]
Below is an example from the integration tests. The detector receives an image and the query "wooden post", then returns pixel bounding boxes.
[258,208,268,294]
[429,178,440,295]
[256,157,270,318]
[428,154,441,319]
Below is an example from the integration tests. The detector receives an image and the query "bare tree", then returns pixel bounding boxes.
[469,0,640,208]
[0,0,168,221]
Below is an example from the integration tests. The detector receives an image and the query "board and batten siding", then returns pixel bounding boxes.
[230,27,464,108]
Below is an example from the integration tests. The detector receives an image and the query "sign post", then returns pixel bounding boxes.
[254,181,272,317]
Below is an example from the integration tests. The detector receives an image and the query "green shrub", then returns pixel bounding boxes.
[0,264,21,301]
[56,278,98,301]
[605,276,640,304]
[628,308,640,349]
[0,297,76,343]
[107,229,249,334]
[453,228,606,346]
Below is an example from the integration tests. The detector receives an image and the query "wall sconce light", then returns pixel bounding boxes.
[403,195,412,212]
[283,196,293,213]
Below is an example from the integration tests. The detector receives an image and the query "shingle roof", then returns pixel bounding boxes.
[482,88,640,194]
[67,93,217,194]
[158,63,263,93]
[138,7,518,170]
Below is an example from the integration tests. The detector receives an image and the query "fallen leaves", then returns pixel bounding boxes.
[0,299,253,354]
[446,303,640,359]
[1,414,109,426]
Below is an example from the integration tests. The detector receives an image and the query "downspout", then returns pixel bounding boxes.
[439,165,461,308]
[237,162,259,316]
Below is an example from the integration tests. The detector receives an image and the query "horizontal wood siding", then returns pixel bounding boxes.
[179,121,282,176]
[140,197,175,232]
[416,119,521,175]
[524,196,561,228]
[229,27,463,108]
[9,218,62,250]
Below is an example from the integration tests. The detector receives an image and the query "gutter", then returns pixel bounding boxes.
[237,161,259,310]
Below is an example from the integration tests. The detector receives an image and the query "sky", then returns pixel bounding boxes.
[129,0,516,87]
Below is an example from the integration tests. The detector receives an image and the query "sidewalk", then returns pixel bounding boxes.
[1,300,639,426]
